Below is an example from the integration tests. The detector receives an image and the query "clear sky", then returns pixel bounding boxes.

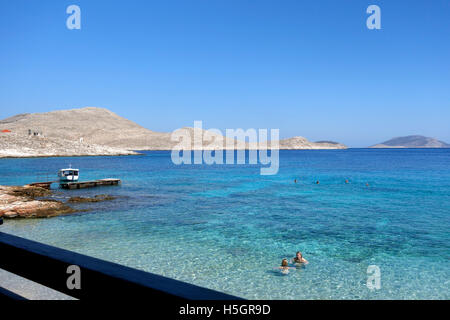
[1,0,449,147]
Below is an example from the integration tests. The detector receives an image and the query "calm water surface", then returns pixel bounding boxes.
[1,149,449,299]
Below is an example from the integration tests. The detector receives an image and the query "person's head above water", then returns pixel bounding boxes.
[293,251,309,264]
[281,259,289,267]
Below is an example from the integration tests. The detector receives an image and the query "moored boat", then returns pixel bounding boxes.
[58,168,79,182]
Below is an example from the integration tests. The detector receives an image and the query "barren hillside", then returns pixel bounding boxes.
[0,107,347,156]
[278,136,347,149]
[0,132,138,158]
[0,107,162,149]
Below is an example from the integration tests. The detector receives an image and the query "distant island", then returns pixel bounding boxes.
[0,107,347,158]
[370,135,450,148]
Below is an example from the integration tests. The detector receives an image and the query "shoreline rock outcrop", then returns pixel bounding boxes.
[0,185,119,219]
[0,185,75,219]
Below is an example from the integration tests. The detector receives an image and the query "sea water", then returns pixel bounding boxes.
[1,149,449,299]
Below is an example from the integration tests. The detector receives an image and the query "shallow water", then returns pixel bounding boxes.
[1,149,449,299]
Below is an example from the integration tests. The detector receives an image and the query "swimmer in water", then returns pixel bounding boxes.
[294,179,297,184]
[278,259,295,273]
[345,179,349,184]
[316,180,320,184]
[292,251,309,265]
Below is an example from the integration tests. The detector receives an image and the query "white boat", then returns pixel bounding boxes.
[58,168,79,182]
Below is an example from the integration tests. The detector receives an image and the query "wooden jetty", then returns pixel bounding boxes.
[60,179,121,190]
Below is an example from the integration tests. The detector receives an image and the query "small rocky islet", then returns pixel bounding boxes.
[0,185,115,219]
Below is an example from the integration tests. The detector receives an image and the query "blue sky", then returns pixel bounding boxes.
[1,0,449,147]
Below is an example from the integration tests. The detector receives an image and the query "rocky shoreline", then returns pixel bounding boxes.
[0,185,115,219]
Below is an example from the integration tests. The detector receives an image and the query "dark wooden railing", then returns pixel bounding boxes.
[0,231,241,300]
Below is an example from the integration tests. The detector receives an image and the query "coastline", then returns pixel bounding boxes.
[0,146,347,159]
[0,152,142,159]
[4,147,450,159]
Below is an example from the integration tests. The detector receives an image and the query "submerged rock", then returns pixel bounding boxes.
[67,194,116,203]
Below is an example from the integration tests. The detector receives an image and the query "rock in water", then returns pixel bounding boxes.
[68,194,116,203]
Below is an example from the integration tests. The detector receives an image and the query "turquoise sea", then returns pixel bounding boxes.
[1,149,449,299]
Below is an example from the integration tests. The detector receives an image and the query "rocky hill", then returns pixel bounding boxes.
[370,135,450,148]
[0,107,161,149]
[278,137,347,149]
[0,107,347,157]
